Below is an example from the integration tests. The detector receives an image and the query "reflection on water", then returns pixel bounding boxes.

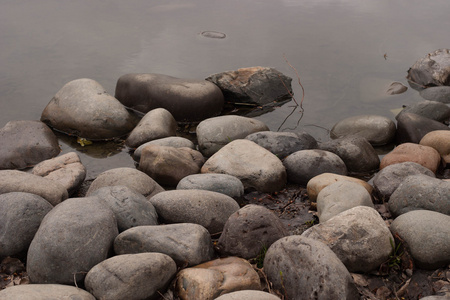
[1,0,449,178]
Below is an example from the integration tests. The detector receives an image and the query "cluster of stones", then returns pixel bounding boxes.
[1,54,450,299]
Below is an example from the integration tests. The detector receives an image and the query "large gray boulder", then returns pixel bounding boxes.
[399,100,450,122]
[201,139,286,193]
[196,115,269,157]
[26,197,119,285]
[395,112,449,144]
[133,136,195,162]
[84,253,177,300]
[114,223,214,267]
[0,120,60,170]
[0,192,53,257]
[0,284,96,300]
[149,190,240,235]
[41,78,138,140]
[420,86,450,103]
[302,206,393,272]
[407,49,450,87]
[390,210,450,269]
[263,236,359,300]
[0,170,68,206]
[176,173,244,200]
[115,73,224,122]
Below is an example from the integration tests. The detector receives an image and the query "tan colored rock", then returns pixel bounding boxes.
[175,257,261,300]
[306,173,373,202]
[380,143,441,173]
[420,130,450,164]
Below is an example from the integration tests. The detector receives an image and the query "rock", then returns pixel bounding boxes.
[0,120,60,170]
[0,284,96,300]
[306,173,373,202]
[217,204,288,259]
[138,145,205,186]
[407,49,450,87]
[302,206,393,272]
[283,149,347,186]
[386,81,408,95]
[399,100,450,123]
[245,131,318,159]
[84,253,177,300]
[115,73,224,122]
[420,130,450,164]
[420,86,450,103]
[330,115,396,146]
[316,181,374,222]
[373,162,435,201]
[389,174,450,217]
[214,290,281,300]
[319,135,380,174]
[149,190,240,235]
[197,115,269,157]
[32,152,86,196]
[26,197,119,285]
[125,108,177,149]
[0,170,68,206]
[176,173,244,200]
[114,223,214,267]
[41,78,138,140]
[395,112,449,144]
[263,236,359,300]
[0,192,53,257]
[380,143,441,173]
[206,66,292,105]
[133,136,195,162]
[86,167,164,199]
[201,139,286,193]
[89,186,158,232]
[390,210,450,269]
[175,257,260,300]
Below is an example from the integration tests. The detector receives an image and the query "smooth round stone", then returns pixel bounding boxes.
[380,143,441,173]
[399,100,450,122]
[215,290,281,300]
[0,284,96,300]
[407,49,450,87]
[420,86,450,103]
[0,120,60,170]
[395,112,449,144]
[115,73,224,122]
[41,78,138,140]
[420,130,450,164]
[133,136,195,162]
[176,173,244,199]
[330,115,396,146]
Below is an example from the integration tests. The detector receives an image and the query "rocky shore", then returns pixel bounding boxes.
[1,52,450,299]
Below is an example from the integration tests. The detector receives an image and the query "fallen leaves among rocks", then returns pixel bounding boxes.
[0,257,29,289]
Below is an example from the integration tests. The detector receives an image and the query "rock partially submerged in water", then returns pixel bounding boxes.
[407,49,450,87]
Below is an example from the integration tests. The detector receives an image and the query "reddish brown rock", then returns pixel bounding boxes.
[380,143,441,173]
[420,130,450,164]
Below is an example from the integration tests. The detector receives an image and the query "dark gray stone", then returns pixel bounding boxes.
[420,86,450,103]
[133,136,195,162]
[0,120,60,170]
[0,192,53,257]
[114,223,214,267]
[115,73,224,122]
[400,100,450,122]
[395,112,449,144]
[407,49,450,87]
[26,197,119,285]
[0,284,96,300]
[41,78,138,140]
[176,173,244,199]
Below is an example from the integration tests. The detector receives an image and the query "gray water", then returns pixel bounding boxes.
[1,0,449,179]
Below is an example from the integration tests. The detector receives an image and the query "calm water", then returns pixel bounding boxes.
[1,0,449,179]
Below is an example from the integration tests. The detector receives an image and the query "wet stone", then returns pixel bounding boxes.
[420,86,450,103]
[395,112,450,144]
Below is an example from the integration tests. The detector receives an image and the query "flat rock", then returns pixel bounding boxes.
[399,100,450,122]
[201,139,286,193]
[407,49,450,87]
[149,190,240,235]
[114,223,214,267]
[217,204,288,259]
[302,206,393,272]
[115,73,224,122]
[283,149,347,186]
[245,131,318,159]
[380,143,441,173]
[420,130,450,164]
[389,174,450,217]
[86,167,164,199]
[263,236,359,300]
[0,284,95,300]
[84,253,177,300]
[0,170,68,206]
[176,173,244,199]
[317,180,374,223]
[0,192,53,257]
[330,115,396,146]
[138,145,205,186]
[26,197,118,285]
[125,108,177,149]
[206,66,292,105]
[41,78,138,140]
[395,112,449,144]
[133,136,195,162]
[215,290,281,300]
[196,115,269,157]
[373,162,435,201]
[390,210,450,269]
[32,152,86,196]
[175,257,261,300]
[0,120,60,170]
[420,86,450,103]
